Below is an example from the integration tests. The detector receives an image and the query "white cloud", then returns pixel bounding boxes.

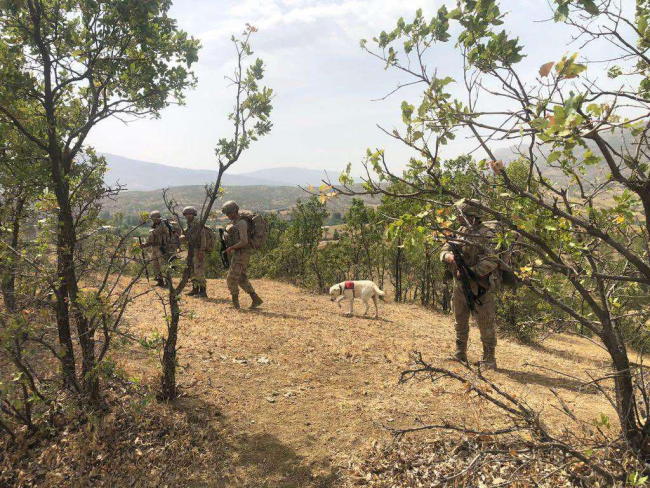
[87,0,629,175]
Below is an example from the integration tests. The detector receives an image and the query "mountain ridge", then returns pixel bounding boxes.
[101,153,342,191]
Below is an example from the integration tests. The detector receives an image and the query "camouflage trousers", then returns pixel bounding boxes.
[452,279,497,348]
[190,251,206,286]
[226,250,255,296]
[151,247,177,279]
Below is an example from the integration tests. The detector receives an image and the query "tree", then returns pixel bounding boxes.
[331,0,650,474]
[343,199,387,286]
[0,0,199,402]
[159,26,273,400]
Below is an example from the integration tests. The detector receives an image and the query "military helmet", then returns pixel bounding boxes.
[150,210,161,219]
[182,205,198,216]
[221,200,239,214]
[457,199,483,218]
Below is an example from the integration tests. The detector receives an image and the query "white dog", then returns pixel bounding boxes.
[329,280,385,318]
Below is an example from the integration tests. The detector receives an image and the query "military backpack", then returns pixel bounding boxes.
[203,226,216,252]
[238,211,269,251]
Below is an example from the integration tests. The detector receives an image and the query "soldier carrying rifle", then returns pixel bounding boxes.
[440,200,501,370]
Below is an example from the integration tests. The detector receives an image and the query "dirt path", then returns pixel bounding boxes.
[121,279,615,487]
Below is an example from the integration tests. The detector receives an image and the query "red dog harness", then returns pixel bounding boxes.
[339,281,356,297]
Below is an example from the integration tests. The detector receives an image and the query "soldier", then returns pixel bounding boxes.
[181,206,210,298]
[221,201,263,309]
[440,200,500,370]
[140,210,178,287]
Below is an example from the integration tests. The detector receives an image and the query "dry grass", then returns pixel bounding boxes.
[1,278,618,486]
[119,278,614,486]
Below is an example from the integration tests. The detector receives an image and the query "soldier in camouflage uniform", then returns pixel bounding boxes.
[221,201,263,310]
[440,200,500,370]
[140,210,178,287]
[181,206,210,298]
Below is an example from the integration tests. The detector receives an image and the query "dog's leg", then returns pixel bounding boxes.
[349,297,354,317]
[373,295,379,318]
[363,300,369,316]
[336,296,345,308]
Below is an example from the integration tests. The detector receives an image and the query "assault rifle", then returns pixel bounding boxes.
[137,236,150,281]
[448,241,486,312]
[217,228,230,269]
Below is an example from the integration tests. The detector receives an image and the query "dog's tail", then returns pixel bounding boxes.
[374,284,385,297]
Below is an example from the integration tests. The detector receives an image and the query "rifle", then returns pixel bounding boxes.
[448,241,486,312]
[137,236,150,281]
[218,228,230,269]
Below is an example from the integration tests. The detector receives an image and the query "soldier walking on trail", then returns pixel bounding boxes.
[140,211,179,287]
[221,201,263,310]
[440,200,500,370]
[181,206,210,298]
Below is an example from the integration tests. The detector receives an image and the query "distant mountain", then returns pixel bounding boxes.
[239,167,341,187]
[492,131,632,186]
[101,153,341,191]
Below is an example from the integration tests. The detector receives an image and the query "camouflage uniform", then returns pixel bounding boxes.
[142,212,178,286]
[146,224,177,274]
[222,201,262,309]
[181,206,210,297]
[225,218,256,295]
[186,222,209,284]
[440,202,500,369]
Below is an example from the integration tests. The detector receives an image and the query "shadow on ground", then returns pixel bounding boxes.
[531,337,610,369]
[171,397,339,488]
[240,309,308,320]
[499,368,598,394]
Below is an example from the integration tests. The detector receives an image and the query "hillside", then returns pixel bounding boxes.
[5,278,615,486]
[493,130,633,186]
[102,184,376,218]
[102,153,342,191]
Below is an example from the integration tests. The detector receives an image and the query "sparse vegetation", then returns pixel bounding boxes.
[2,0,650,486]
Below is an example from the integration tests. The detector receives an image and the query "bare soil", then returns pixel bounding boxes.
[113,278,615,487]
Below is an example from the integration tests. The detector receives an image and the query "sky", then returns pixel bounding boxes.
[86,0,632,175]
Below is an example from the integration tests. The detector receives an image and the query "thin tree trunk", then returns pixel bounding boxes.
[161,291,180,400]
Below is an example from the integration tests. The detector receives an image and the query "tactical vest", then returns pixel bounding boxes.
[225,218,250,250]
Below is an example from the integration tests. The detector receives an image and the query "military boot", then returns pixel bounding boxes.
[451,339,468,363]
[231,294,240,309]
[155,277,166,287]
[477,345,497,370]
[197,285,207,298]
[186,284,199,296]
[249,293,263,309]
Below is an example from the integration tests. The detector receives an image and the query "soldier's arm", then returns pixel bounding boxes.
[141,230,155,248]
[440,229,465,264]
[440,243,454,264]
[229,220,249,251]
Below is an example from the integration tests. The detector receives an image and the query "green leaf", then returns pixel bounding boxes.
[582,0,599,16]
[448,8,462,20]
[547,151,561,163]
[639,15,648,35]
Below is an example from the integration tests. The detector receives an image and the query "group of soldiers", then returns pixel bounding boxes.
[139,198,504,370]
[139,200,263,309]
